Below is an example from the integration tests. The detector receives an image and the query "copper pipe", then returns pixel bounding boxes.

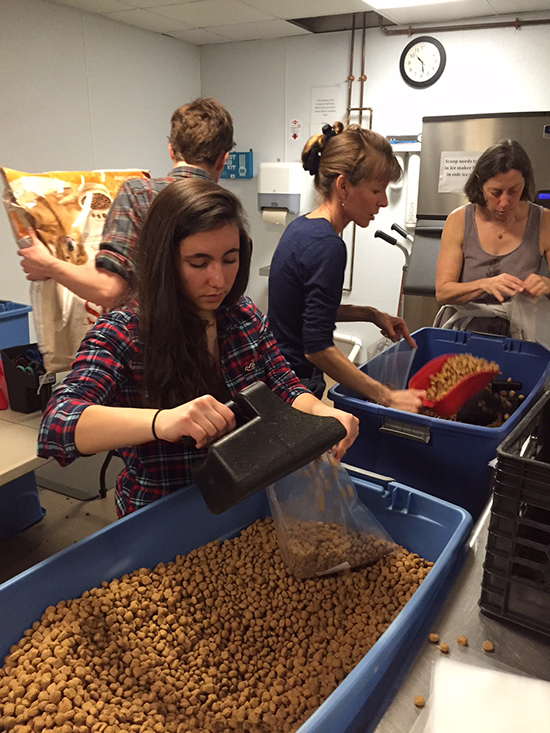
[359,12,367,128]
[379,15,550,36]
[346,14,356,126]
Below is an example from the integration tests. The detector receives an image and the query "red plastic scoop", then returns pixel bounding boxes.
[408,353,499,417]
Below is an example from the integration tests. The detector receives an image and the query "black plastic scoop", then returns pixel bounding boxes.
[192,381,346,515]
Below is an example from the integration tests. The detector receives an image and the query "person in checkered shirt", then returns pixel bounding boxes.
[38,179,359,517]
[18,98,235,310]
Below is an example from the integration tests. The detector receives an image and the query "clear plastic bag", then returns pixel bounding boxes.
[267,453,397,579]
[365,336,416,391]
[510,293,550,350]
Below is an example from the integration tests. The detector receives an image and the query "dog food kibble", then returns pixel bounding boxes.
[0,518,433,733]
[456,636,468,646]
[414,695,426,708]
[482,640,495,653]
[282,520,390,579]
[428,633,440,643]
[424,354,500,402]
[438,643,450,654]
[90,192,111,210]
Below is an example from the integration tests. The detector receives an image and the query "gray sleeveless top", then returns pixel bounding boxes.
[461,202,543,303]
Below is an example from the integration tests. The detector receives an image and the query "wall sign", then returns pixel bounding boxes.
[438,151,482,193]
[310,86,343,136]
[221,149,254,179]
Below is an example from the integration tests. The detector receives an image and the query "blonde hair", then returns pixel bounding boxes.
[302,122,401,198]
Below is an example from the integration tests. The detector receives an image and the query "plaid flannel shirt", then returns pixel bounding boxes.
[37,298,308,517]
[96,165,213,283]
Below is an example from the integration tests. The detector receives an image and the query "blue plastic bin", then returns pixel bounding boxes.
[0,301,32,351]
[0,472,45,542]
[0,477,471,733]
[329,328,550,522]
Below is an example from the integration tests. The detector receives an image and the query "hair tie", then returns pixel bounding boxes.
[322,124,336,141]
[303,145,321,176]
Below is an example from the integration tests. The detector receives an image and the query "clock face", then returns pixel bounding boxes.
[400,36,446,88]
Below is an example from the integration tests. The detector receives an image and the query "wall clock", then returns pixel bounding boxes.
[399,36,446,89]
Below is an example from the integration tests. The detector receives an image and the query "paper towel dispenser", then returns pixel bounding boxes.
[257,162,314,219]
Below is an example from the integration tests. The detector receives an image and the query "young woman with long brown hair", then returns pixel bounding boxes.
[38,179,358,517]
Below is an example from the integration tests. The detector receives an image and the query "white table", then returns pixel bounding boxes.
[0,408,51,486]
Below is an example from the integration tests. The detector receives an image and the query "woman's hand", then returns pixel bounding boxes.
[385,388,426,414]
[376,311,417,348]
[481,273,525,302]
[153,395,236,449]
[291,393,359,461]
[522,273,550,298]
[327,408,359,461]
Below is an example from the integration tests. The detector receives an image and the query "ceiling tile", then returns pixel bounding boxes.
[148,0,273,26]
[47,0,134,12]
[165,26,235,43]
[102,7,192,31]
[210,19,312,41]
[121,0,202,6]
[240,0,370,20]
[378,0,497,25]
[490,0,550,11]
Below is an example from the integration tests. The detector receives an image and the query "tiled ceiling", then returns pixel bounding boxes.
[41,0,550,45]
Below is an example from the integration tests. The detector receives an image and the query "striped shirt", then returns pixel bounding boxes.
[37,298,308,517]
[96,165,213,283]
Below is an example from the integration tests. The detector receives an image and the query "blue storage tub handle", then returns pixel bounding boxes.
[379,416,431,444]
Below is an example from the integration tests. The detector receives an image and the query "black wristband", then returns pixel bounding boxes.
[151,409,163,441]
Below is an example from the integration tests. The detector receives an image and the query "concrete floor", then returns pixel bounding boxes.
[0,485,117,585]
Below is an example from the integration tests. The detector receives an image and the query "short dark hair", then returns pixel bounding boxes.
[169,98,235,167]
[464,139,535,205]
[137,178,251,407]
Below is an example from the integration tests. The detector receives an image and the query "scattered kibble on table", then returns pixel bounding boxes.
[483,640,495,653]
[438,642,449,654]
[428,633,439,643]
[414,695,426,708]
[456,635,468,646]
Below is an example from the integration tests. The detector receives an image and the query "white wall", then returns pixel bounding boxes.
[2,5,550,358]
[0,0,201,307]
[201,22,550,357]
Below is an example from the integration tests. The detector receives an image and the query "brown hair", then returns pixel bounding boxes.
[169,98,235,167]
[302,122,402,197]
[136,178,251,408]
[464,139,535,205]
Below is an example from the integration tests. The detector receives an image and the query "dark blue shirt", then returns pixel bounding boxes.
[268,216,347,378]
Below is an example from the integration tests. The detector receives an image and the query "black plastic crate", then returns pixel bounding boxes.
[479,390,550,637]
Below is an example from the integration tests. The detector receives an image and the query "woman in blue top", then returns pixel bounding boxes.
[268,122,425,412]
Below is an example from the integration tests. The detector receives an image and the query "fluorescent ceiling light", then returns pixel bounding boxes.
[366,0,463,9]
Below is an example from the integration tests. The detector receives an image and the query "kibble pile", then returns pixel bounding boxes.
[283,521,390,579]
[425,353,499,402]
[0,518,433,733]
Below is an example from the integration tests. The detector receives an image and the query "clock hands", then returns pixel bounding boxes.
[400,36,446,88]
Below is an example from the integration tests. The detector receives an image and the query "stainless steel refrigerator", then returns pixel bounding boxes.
[403,111,550,331]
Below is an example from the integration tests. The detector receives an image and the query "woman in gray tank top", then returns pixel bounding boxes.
[434,139,550,337]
